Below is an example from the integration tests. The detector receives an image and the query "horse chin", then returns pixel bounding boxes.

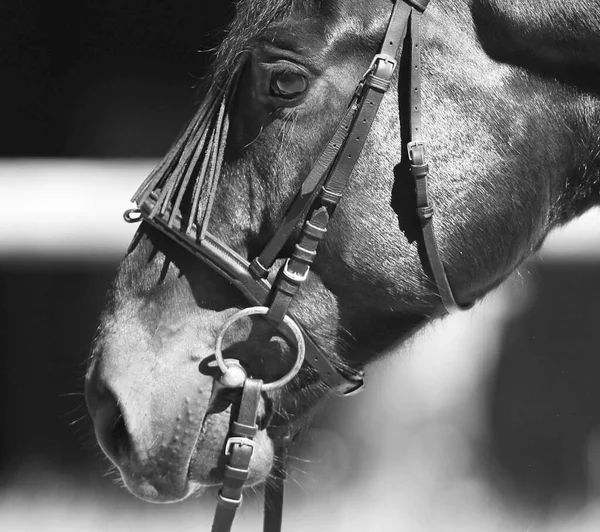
[119,474,200,504]
[186,409,275,490]
[119,410,274,504]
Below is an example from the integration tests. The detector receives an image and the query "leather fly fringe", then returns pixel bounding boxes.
[132,88,231,241]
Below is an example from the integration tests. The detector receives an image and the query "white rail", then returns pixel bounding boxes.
[0,159,598,260]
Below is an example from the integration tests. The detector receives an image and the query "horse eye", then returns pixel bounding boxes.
[270,71,308,99]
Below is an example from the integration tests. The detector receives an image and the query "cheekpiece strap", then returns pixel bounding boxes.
[402,2,472,311]
[211,378,262,532]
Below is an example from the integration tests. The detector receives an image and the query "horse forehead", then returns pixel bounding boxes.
[264,0,389,58]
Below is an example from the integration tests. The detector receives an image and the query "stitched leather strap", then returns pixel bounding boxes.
[250,105,358,275]
[135,205,365,396]
[211,378,262,532]
[261,0,413,328]
[404,7,471,311]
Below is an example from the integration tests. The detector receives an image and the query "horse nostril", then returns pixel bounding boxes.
[90,380,132,466]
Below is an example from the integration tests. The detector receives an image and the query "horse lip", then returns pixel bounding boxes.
[108,405,215,503]
[186,406,232,485]
[116,422,212,503]
[120,473,196,503]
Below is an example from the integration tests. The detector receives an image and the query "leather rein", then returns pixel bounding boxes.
[124,0,467,530]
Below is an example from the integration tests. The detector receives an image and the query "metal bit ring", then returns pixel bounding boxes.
[214,306,305,392]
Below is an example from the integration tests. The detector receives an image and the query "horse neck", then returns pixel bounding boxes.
[557,93,600,222]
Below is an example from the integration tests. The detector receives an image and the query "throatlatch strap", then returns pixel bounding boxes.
[211,378,262,532]
[404,5,470,312]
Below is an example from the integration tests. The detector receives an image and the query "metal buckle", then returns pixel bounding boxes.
[407,140,427,162]
[225,436,255,456]
[355,54,398,99]
[367,54,397,79]
[283,259,309,283]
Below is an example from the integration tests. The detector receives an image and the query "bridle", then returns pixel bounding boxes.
[124,0,468,530]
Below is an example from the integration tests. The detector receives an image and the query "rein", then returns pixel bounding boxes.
[124,0,467,530]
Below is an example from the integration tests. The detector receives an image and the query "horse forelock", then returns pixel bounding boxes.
[205,0,391,93]
[208,0,295,94]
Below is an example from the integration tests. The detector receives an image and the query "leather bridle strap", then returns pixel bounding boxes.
[129,2,469,530]
[403,0,472,311]
[248,0,414,278]
[211,378,263,532]
[249,105,358,276]
[259,0,415,326]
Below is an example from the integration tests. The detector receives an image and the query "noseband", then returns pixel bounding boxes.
[124,0,467,530]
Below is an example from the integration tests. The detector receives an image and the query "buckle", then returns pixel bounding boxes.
[225,436,255,456]
[368,54,398,79]
[283,259,309,283]
[407,141,427,162]
[357,54,397,96]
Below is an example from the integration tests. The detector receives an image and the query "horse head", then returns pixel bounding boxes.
[86,0,600,505]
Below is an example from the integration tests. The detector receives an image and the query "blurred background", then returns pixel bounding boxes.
[1,1,600,530]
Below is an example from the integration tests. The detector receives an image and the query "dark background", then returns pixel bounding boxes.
[1,0,233,158]
[1,1,600,525]
[0,0,235,498]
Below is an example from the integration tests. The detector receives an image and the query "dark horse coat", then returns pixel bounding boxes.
[86,0,600,503]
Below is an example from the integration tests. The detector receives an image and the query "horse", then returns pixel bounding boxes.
[85,0,600,526]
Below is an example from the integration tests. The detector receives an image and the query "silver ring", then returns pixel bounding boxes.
[214,306,305,392]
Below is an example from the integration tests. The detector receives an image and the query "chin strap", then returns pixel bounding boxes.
[211,375,263,532]
[209,362,295,532]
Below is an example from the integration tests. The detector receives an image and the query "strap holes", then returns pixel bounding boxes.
[347,154,352,159]
[362,118,367,123]
[355,136,360,141]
